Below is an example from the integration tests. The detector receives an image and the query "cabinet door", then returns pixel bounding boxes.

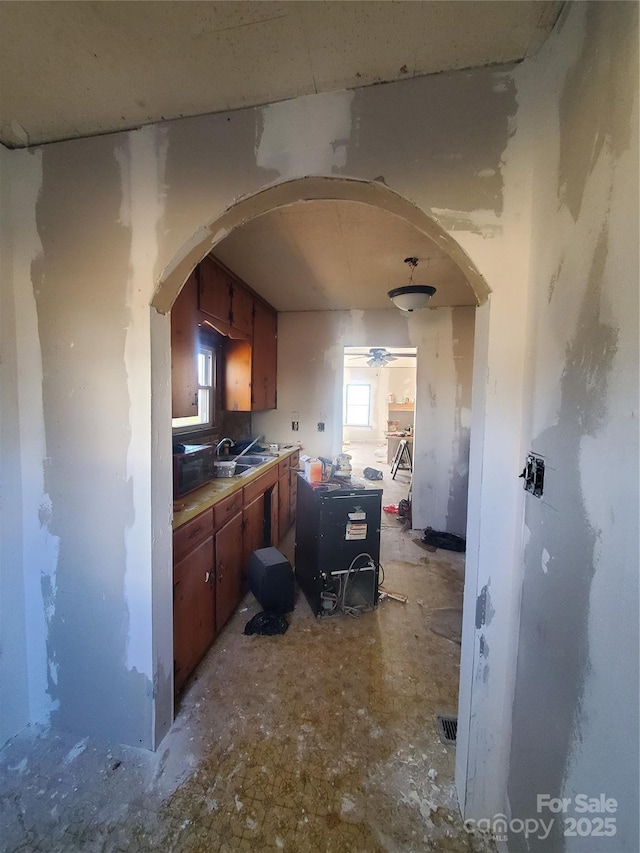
[289,469,298,527]
[199,255,231,325]
[224,339,252,412]
[173,535,215,694]
[171,271,200,418]
[278,473,290,543]
[230,282,254,337]
[270,481,279,546]
[243,493,266,566]
[251,301,277,411]
[215,512,244,631]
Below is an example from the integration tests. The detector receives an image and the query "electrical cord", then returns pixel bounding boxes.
[342,552,376,617]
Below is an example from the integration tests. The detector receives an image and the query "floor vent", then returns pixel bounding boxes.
[437,715,457,745]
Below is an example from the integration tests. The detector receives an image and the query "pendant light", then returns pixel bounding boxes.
[387,257,436,312]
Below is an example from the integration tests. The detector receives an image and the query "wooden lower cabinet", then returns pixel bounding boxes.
[278,473,290,541]
[277,451,299,543]
[270,480,279,546]
[215,511,244,632]
[173,535,215,695]
[173,451,299,694]
[244,493,266,565]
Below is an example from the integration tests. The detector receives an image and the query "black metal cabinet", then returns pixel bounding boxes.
[294,476,382,616]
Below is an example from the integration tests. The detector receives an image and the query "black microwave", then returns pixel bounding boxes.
[173,444,215,497]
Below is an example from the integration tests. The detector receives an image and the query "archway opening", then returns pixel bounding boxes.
[151,178,491,808]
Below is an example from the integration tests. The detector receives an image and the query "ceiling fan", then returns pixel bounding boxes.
[348,347,416,367]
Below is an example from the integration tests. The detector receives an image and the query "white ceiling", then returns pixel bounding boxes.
[1,1,562,312]
[214,200,476,311]
[0,1,562,148]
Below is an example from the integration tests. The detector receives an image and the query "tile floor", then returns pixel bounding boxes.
[0,450,493,853]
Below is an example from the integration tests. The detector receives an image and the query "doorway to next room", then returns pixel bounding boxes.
[342,346,417,507]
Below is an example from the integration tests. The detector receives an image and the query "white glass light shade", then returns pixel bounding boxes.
[387,285,436,312]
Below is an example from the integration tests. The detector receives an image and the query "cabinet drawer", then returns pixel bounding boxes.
[243,466,278,505]
[173,508,214,565]
[213,491,243,531]
[290,450,300,468]
[278,458,290,477]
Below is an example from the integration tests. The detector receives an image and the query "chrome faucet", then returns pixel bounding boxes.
[215,437,234,456]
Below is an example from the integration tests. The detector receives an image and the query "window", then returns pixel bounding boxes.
[344,383,371,426]
[172,345,215,431]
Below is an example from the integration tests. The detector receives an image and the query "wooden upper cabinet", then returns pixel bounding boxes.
[251,301,277,411]
[171,271,200,419]
[190,254,277,412]
[198,255,232,327]
[230,282,254,338]
[225,339,252,412]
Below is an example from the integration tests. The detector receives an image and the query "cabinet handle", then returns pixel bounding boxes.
[205,572,211,583]
[187,527,202,539]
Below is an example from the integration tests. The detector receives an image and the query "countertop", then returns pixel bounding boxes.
[172,447,299,529]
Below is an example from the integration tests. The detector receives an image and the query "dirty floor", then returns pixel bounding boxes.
[0,461,492,853]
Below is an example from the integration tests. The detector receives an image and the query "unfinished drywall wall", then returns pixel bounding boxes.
[252,308,473,533]
[1,47,537,793]
[29,132,155,746]
[0,144,29,746]
[506,4,639,851]
[0,146,59,747]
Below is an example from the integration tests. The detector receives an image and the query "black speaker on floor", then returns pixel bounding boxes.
[247,547,295,614]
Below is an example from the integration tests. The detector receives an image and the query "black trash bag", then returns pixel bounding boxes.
[422,527,466,552]
[244,611,289,636]
[363,467,383,480]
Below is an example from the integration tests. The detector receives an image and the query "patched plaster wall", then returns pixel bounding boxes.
[0,47,530,778]
[505,4,639,851]
[2,11,634,835]
[252,307,474,533]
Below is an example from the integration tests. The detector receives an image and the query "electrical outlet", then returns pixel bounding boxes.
[317,422,325,432]
[519,453,545,497]
[291,421,299,431]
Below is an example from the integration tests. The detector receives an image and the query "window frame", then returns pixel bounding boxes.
[344,383,372,427]
[172,343,216,434]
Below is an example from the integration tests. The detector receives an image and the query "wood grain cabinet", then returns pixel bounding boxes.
[215,510,244,633]
[173,509,215,694]
[171,271,200,419]
[277,451,299,542]
[198,255,232,329]
[230,282,254,337]
[243,493,266,567]
[179,253,277,412]
[251,301,277,411]
[224,301,277,412]
[172,451,298,695]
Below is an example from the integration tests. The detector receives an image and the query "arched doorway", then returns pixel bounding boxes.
[150,177,491,805]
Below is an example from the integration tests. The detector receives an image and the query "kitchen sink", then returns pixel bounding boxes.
[219,454,273,477]
[229,454,272,466]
